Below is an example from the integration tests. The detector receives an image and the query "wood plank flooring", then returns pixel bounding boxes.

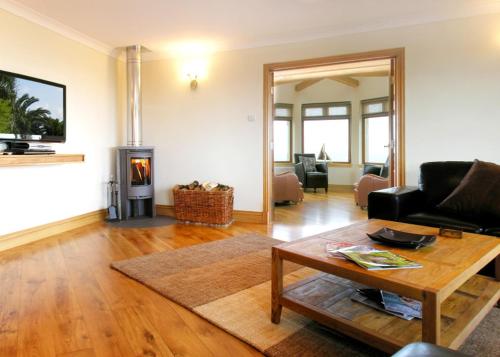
[0,189,365,356]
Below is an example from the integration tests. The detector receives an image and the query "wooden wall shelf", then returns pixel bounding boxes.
[0,154,85,167]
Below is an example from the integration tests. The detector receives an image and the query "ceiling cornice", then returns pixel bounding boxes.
[0,0,117,57]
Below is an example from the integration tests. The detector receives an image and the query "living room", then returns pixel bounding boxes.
[0,1,499,356]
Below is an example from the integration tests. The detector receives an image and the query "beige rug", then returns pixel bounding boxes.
[111,234,499,356]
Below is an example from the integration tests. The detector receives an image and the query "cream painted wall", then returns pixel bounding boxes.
[274,77,388,185]
[0,9,121,235]
[142,13,500,212]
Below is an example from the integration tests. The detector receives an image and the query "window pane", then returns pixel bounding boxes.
[365,102,384,114]
[365,116,389,163]
[275,107,291,117]
[328,106,347,116]
[303,120,349,162]
[304,107,323,117]
[273,120,291,162]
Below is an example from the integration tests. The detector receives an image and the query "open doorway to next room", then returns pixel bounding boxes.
[270,58,396,237]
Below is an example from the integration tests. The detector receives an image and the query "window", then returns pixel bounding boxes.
[273,103,293,162]
[302,102,351,163]
[362,97,390,164]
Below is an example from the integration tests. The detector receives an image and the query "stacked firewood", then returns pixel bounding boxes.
[177,180,231,192]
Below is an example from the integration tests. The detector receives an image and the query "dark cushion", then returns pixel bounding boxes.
[363,164,382,176]
[301,156,317,172]
[419,161,473,208]
[437,160,500,221]
[306,172,328,177]
[401,212,482,233]
[305,171,328,188]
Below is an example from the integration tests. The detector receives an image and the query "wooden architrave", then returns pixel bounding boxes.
[263,48,405,224]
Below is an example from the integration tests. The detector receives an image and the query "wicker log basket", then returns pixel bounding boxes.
[173,183,234,226]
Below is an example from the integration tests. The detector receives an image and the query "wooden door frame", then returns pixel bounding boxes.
[262,48,405,224]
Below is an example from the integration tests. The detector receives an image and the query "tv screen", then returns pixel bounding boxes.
[0,70,66,142]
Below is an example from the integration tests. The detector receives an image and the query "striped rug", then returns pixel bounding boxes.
[111,234,498,356]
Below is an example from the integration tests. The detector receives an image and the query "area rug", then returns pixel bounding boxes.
[111,234,499,356]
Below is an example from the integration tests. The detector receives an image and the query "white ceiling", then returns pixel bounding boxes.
[4,0,500,59]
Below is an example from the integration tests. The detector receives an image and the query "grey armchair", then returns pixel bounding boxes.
[294,153,329,192]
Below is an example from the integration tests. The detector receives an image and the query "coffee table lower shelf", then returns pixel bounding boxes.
[278,273,500,354]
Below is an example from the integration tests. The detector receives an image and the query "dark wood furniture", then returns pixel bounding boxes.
[271,219,500,354]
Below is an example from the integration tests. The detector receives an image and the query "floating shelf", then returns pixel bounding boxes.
[0,154,85,167]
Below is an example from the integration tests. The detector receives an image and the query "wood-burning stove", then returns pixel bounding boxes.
[116,146,155,220]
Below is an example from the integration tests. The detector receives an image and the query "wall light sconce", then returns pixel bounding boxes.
[182,58,207,91]
[188,73,198,90]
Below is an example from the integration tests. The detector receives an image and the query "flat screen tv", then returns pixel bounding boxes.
[0,70,66,143]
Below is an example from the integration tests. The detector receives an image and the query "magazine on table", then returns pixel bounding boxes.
[350,288,422,320]
[350,289,414,320]
[326,242,358,259]
[381,291,422,318]
[337,246,422,270]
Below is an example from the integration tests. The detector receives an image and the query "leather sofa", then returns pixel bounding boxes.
[368,161,499,277]
[294,153,329,192]
[368,161,500,237]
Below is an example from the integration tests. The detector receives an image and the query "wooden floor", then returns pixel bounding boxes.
[0,189,366,357]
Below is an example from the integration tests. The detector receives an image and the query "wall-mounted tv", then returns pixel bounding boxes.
[0,70,66,143]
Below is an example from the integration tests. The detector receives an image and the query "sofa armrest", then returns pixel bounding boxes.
[368,186,424,221]
[315,162,328,173]
[294,163,306,185]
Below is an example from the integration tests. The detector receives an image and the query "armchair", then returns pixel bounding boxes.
[354,159,391,209]
[294,153,329,192]
[273,172,304,203]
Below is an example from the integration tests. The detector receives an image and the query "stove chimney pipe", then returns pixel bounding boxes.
[126,45,143,146]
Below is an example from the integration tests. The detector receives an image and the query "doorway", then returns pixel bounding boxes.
[263,48,405,224]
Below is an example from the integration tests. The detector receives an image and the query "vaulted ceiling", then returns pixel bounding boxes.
[5,0,500,58]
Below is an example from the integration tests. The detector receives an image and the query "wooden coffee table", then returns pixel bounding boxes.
[271,219,500,353]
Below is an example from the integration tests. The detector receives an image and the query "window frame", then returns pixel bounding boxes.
[361,96,390,165]
[273,103,293,163]
[301,101,352,164]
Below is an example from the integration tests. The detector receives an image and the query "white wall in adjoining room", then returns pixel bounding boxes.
[143,12,500,212]
[0,9,121,235]
[274,77,389,186]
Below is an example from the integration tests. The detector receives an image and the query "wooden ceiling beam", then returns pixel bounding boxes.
[351,70,389,77]
[294,78,322,92]
[328,76,359,88]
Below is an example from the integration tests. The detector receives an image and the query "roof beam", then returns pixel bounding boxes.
[295,78,322,91]
[351,70,389,77]
[328,76,359,88]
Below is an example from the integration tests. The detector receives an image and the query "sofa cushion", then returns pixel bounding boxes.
[363,164,382,176]
[437,160,500,221]
[401,212,482,233]
[300,156,317,172]
[419,161,473,208]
